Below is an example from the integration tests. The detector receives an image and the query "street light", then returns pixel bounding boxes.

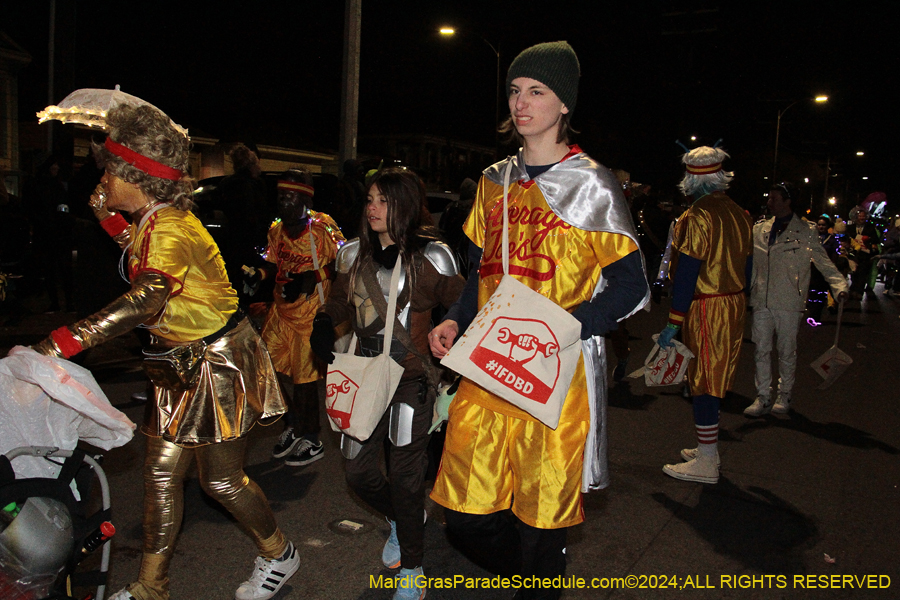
[439,26,501,130]
[773,95,828,181]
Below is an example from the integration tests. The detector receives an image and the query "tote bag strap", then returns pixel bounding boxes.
[381,256,403,398]
[382,256,402,357]
[501,160,513,276]
[307,223,326,305]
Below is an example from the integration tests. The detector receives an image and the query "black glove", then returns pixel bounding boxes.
[310,313,336,364]
[282,271,317,303]
[241,266,263,296]
[571,301,614,340]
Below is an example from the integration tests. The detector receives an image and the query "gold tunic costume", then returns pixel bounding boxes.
[431,159,638,529]
[131,206,285,444]
[261,213,344,383]
[671,191,753,397]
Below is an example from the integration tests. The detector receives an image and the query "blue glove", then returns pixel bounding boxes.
[657,325,679,349]
[429,376,461,434]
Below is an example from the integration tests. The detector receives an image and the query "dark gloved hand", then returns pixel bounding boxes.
[281,271,317,303]
[656,325,678,348]
[571,301,606,340]
[241,266,262,296]
[310,314,336,364]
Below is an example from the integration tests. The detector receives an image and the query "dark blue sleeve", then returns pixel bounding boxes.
[670,253,702,315]
[570,250,648,339]
[442,240,481,333]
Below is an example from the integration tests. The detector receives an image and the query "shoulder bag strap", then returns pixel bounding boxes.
[360,257,442,389]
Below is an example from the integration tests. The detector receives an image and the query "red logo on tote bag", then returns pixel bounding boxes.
[469,317,561,404]
[325,371,359,429]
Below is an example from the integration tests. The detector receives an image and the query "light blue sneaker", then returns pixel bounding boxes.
[382,519,401,568]
[393,566,425,600]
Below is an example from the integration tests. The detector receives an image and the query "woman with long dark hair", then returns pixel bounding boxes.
[310,168,464,599]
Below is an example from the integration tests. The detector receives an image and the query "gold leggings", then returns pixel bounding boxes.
[128,435,286,600]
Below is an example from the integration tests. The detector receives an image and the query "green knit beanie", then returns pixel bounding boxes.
[506,41,580,112]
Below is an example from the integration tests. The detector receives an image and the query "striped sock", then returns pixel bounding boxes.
[696,423,718,457]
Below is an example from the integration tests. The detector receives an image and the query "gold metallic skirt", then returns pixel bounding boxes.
[143,318,285,445]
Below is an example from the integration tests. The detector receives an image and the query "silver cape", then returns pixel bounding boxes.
[485,149,650,492]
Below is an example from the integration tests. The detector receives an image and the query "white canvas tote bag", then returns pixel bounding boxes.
[627,335,695,387]
[325,257,404,441]
[441,162,581,429]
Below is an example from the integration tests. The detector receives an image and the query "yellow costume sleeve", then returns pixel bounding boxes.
[673,206,711,261]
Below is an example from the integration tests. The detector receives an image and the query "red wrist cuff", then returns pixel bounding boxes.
[667,310,686,327]
[314,264,333,283]
[100,213,129,237]
[50,326,82,359]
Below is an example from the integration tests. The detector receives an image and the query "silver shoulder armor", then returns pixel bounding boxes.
[424,241,458,276]
[336,238,361,274]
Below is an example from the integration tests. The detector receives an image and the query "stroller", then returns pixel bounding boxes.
[1,447,113,600]
[0,347,135,600]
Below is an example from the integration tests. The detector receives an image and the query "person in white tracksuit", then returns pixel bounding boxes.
[744,182,849,416]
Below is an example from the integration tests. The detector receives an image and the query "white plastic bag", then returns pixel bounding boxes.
[628,335,695,387]
[0,346,135,480]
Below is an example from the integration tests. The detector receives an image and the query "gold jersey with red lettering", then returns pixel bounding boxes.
[262,212,345,383]
[461,168,637,424]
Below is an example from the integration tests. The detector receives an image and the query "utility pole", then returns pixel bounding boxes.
[339,0,361,167]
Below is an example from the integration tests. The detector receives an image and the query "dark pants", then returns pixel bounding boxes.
[850,255,875,295]
[345,378,433,568]
[444,509,568,600]
[277,375,320,439]
[607,322,630,363]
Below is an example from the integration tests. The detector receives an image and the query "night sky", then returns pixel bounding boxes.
[6,1,898,214]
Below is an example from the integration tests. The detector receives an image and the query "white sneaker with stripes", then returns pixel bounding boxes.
[235,541,300,600]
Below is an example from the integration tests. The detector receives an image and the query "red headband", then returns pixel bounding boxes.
[685,162,722,175]
[104,138,183,181]
[277,181,314,197]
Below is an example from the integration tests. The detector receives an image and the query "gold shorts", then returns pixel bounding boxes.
[430,396,588,529]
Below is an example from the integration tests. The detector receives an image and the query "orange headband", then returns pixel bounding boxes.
[277,181,314,197]
[685,162,722,175]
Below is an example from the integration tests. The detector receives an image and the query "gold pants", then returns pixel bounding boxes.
[127,435,286,600]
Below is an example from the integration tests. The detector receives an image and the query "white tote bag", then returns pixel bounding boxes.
[440,162,581,429]
[627,335,695,387]
[325,258,404,442]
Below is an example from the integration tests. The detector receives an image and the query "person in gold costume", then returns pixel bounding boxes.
[250,168,344,466]
[30,104,298,600]
[428,42,649,599]
[656,145,753,485]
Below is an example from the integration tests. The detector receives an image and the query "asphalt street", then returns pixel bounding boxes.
[1,288,898,600]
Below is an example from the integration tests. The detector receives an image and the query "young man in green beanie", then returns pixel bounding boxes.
[429,41,648,599]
